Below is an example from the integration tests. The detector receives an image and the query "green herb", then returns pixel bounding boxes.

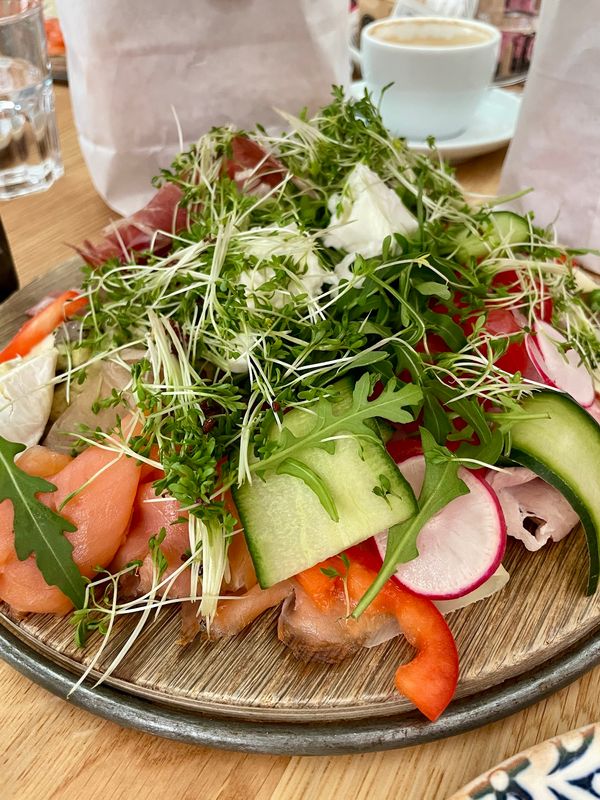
[372,473,399,509]
[352,429,468,618]
[320,566,340,578]
[277,458,339,522]
[148,528,168,580]
[254,375,422,475]
[50,86,599,632]
[0,436,86,608]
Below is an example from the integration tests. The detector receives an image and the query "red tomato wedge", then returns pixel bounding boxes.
[485,308,530,375]
[0,290,87,363]
[491,270,553,322]
[296,542,459,721]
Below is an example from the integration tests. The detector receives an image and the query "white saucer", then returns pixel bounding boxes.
[349,82,522,163]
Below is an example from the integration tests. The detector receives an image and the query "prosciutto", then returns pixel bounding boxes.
[225,135,287,195]
[75,138,288,268]
[208,581,294,640]
[75,183,188,267]
[486,467,579,551]
[205,576,401,661]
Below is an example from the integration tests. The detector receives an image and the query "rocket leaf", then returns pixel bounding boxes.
[0,436,86,608]
[351,429,469,618]
[252,374,423,475]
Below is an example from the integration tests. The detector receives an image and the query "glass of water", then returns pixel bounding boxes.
[0,0,62,199]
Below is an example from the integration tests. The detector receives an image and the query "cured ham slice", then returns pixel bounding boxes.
[75,183,188,267]
[225,136,287,195]
[486,467,579,551]
[75,138,286,269]
[205,576,400,661]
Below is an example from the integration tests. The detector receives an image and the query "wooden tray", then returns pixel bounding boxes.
[2,260,600,753]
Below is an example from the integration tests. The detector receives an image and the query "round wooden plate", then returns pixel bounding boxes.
[2,260,600,753]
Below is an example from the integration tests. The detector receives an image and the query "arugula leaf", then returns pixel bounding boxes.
[252,374,423,475]
[277,458,339,522]
[423,393,452,444]
[429,382,505,466]
[351,429,468,618]
[0,436,86,608]
[414,281,451,301]
[422,310,467,352]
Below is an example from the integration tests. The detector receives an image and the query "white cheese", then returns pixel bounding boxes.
[331,253,364,288]
[0,334,58,448]
[323,163,418,258]
[223,331,258,375]
[239,224,329,309]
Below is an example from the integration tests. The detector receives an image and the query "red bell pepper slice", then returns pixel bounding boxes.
[296,542,459,722]
[0,290,87,363]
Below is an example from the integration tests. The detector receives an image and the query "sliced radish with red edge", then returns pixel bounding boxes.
[374,455,506,600]
[525,319,594,407]
[586,398,600,426]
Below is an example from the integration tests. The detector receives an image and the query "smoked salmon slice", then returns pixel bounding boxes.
[15,445,72,478]
[0,444,141,614]
[111,482,190,598]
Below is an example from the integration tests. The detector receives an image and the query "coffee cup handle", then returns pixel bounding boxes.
[349,41,363,70]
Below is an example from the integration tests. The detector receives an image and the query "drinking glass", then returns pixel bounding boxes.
[0,214,16,300]
[0,0,62,200]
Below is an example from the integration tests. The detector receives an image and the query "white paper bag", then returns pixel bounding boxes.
[56,0,349,215]
[499,0,600,271]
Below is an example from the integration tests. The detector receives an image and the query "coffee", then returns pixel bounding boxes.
[361,15,500,139]
[370,19,492,48]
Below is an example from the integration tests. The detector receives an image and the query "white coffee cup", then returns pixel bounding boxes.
[360,17,501,140]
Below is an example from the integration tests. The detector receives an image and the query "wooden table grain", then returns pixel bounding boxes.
[2,86,599,800]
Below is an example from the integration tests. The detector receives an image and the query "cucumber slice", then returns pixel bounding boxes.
[233,384,417,587]
[453,211,530,262]
[509,390,600,594]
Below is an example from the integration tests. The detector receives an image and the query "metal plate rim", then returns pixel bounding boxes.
[3,261,600,753]
[2,621,600,755]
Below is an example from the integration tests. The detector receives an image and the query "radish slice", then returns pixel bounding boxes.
[434,565,510,615]
[525,319,595,407]
[374,455,506,600]
[586,398,600,426]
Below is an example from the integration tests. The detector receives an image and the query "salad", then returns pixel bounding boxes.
[0,89,599,723]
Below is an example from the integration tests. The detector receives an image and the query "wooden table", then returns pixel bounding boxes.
[2,86,598,800]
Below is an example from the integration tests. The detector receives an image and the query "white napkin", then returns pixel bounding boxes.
[393,0,478,18]
[56,0,349,216]
[499,0,600,271]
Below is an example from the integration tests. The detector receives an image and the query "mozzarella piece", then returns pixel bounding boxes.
[0,334,58,448]
[323,163,418,258]
[239,224,329,309]
[434,566,510,615]
[223,331,258,375]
